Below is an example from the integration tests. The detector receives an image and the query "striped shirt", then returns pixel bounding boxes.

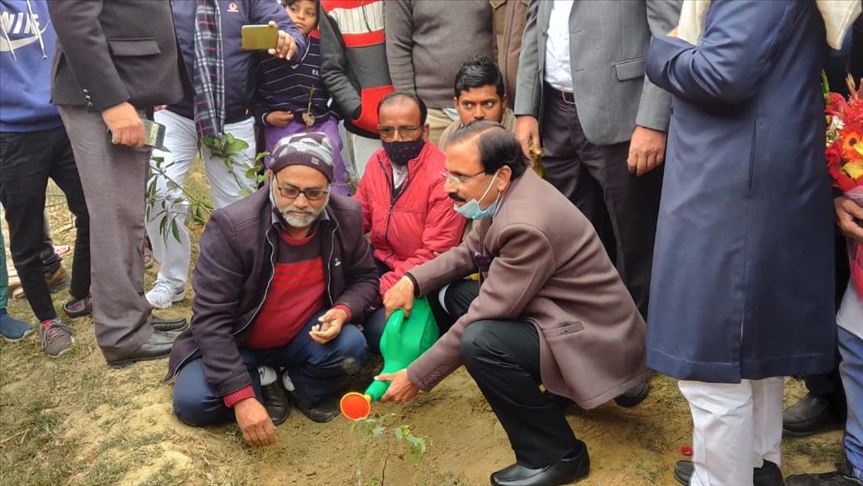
[253,35,336,126]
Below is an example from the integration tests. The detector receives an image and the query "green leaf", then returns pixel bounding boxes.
[371,426,385,437]
[171,220,181,243]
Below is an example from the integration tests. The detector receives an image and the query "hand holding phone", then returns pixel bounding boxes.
[242,24,278,51]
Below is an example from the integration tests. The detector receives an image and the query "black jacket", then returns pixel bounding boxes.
[164,183,378,398]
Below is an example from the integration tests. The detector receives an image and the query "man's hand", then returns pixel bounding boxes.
[102,102,145,147]
[835,196,863,244]
[515,115,541,162]
[268,21,297,60]
[383,276,415,320]
[309,308,347,344]
[668,27,679,38]
[265,110,294,127]
[378,369,420,404]
[234,398,276,447]
[628,126,667,177]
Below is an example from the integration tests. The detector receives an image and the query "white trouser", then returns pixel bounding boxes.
[145,110,257,287]
[678,378,784,486]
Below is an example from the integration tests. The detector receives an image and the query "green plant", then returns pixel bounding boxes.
[350,413,428,486]
[146,133,268,242]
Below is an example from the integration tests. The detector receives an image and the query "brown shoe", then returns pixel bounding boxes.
[44,266,70,293]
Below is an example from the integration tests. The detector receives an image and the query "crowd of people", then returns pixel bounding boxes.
[1,0,862,484]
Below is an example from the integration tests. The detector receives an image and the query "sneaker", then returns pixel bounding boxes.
[0,308,33,342]
[45,266,70,293]
[40,318,75,358]
[146,280,186,309]
[63,294,93,319]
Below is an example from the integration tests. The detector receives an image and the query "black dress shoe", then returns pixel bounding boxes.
[783,394,840,437]
[491,446,590,486]
[261,381,290,426]
[614,382,649,408]
[107,330,177,368]
[285,389,339,423]
[151,315,188,333]
[674,460,785,486]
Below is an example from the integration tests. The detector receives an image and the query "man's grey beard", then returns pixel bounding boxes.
[270,184,328,229]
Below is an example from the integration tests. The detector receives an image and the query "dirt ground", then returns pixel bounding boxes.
[0,181,847,486]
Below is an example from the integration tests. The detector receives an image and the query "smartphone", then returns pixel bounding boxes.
[142,119,168,151]
[106,118,168,151]
[242,24,278,51]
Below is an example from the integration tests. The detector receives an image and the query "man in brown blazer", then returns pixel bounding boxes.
[48,0,191,366]
[380,122,648,486]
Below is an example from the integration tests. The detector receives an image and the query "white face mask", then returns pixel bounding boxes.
[453,171,500,220]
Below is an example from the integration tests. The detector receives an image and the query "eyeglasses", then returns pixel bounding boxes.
[275,183,329,201]
[440,170,486,187]
[378,125,421,139]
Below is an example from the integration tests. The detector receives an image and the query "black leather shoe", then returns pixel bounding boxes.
[614,382,649,408]
[491,445,590,486]
[674,460,785,486]
[261,381,289,426]
[783,394,840,437]
[108,330,177,368]
[151,315,188,333]
[285,389,339,423]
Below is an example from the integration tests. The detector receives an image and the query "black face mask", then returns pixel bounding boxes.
[382,139,425,166]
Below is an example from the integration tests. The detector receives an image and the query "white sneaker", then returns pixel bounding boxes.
[146,279,186,309]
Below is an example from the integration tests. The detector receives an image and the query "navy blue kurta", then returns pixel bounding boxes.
[645,0,836,383]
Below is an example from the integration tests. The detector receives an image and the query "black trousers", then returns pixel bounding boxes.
[539,87,662,318]
[0,128,90,321]
[435,280,582,467]
[40,217,62,275]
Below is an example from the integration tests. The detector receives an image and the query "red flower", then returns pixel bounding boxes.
[826,145,842,167]
[827,92,847,114]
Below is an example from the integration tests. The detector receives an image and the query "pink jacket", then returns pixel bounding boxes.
[355,143,466,297]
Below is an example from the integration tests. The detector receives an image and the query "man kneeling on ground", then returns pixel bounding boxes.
[379,122,648,486]
[165,133,378,446]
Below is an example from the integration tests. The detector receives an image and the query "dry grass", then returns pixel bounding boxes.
[0,163,848,485]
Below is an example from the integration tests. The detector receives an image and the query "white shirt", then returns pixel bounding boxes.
[393,164,408,191]
[837,279,863,340]
[544,0,575,92]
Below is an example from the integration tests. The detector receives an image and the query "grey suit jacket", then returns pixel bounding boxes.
[48,0,187,112]
[514,0,681,145]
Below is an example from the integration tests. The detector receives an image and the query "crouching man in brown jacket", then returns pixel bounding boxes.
[379,122,648,486]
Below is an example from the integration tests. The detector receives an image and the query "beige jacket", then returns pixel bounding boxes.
[407,171,648,409]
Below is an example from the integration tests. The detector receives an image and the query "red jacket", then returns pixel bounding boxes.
[355,143,466,297]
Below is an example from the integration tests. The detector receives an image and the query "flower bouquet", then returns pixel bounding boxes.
[824,73,863,299]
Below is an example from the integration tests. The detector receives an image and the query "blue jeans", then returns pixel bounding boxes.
[839,326,863,479]
[173,310,367,426]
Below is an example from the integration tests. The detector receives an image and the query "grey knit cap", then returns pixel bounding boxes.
[270,132,335,182]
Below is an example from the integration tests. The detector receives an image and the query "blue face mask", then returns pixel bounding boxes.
[453,171,500,220]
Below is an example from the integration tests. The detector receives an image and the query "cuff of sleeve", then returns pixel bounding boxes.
[223,385,256,408]
[404,273,421,297]
[333,303,353,323]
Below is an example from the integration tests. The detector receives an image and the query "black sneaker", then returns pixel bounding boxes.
[63,294,93,319]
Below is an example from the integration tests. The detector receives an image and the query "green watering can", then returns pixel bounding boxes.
[340,296,439,420]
